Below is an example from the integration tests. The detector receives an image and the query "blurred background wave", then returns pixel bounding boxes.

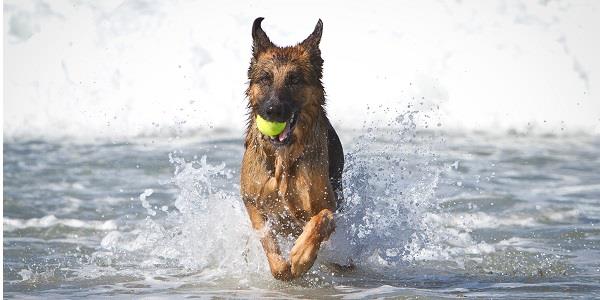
[4,0,600,142]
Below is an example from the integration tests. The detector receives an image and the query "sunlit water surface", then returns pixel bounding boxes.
[4,126,600,298]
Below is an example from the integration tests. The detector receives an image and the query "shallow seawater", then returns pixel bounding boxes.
[4,128,600,298]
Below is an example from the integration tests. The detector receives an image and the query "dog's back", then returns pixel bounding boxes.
[327,118,344,209]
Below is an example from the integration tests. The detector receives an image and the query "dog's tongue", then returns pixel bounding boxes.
[278,122,291,142]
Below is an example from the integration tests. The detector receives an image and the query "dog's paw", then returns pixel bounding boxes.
[317,210,334,240]
[268,254,293,281]
[290,234,319,277]
[289,211,334,277]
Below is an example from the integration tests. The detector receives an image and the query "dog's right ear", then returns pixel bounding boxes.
[252,17,274,57]
[301,19,323,52]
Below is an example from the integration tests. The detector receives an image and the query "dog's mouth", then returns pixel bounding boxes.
[265,112,298,146]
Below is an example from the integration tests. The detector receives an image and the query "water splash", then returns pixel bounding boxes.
[320,108,451,271]
[99,154,268,280]
[98,108,453,279]
[94,107,572,284]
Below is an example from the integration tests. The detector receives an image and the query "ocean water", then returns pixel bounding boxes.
[4,118,600,298]
[4,1,600,298]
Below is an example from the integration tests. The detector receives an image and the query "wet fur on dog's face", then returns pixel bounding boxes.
[246,18,325,147]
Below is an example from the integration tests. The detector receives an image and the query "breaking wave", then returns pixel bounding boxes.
[4,0,600,142]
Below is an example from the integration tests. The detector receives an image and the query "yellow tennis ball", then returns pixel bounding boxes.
[256,115,286,137]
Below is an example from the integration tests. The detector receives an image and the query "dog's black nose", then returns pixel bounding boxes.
[260,101,291,122]
[265,105,276,118]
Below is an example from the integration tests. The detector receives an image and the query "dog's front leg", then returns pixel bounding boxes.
[244,201,292,281]
[290,208,335,277]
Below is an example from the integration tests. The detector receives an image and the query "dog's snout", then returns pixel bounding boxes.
[260,100,291,122]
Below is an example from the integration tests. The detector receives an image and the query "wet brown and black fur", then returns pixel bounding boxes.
[240,18,344,280]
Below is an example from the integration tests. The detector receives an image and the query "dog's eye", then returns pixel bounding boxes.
[287,74,301,86]
[257,74,272,85]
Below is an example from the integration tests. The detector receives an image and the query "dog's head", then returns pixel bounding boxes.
[246,18,325,147]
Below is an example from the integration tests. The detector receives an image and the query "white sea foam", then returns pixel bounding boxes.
[16,268,57,284]
[4,0,600,142]
[427,208,582,230]
[428,212,537,229]
[3,215,117,231]
[139,188,156,216]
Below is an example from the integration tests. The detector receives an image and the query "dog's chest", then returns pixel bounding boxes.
[258,163,331,223]
[259,172,313,221]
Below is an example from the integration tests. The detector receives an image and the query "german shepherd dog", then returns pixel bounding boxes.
[241,18,344,280]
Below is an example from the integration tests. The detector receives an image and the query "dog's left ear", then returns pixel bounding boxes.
[252,17,274,57]
[301,19,323,53]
